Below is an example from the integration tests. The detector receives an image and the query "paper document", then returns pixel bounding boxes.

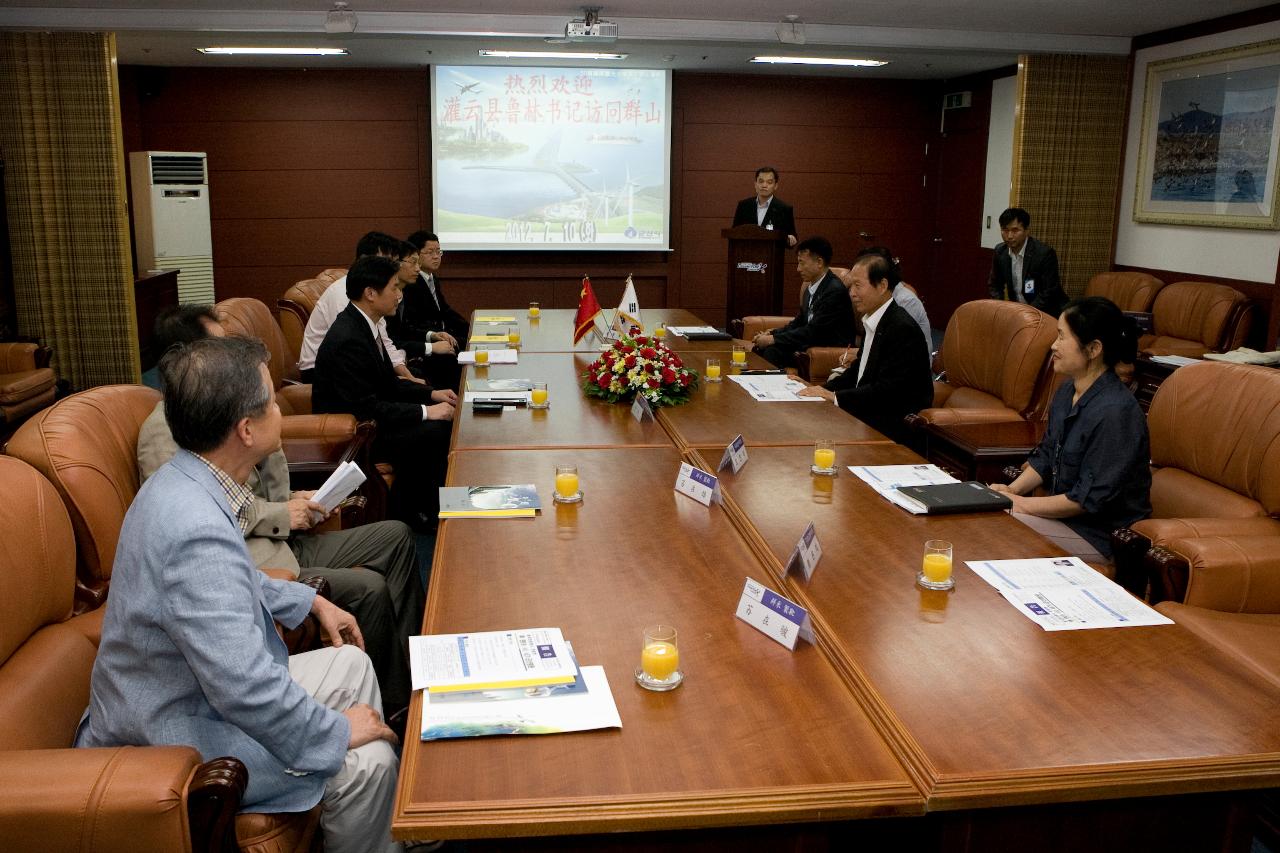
[409,627,577,692]
[473,315,517,323]
[849,464,958,514]
[726,373,823,402]
[421,665,622,741]
[311,461,367,514]
[666,325,721,336]
[966,557,1174,631]
[463,391,532,404]
[458,350,518,364]
[469,334,509,343]
[1149,355,1200,367]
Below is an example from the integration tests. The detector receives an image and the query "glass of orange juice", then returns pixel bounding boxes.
[705,357,721,383]
[530,381,549,409]
[811,439,836,475]
[918,539,954,591]
[473,348,489,365]
[731,344,748,365]
[653,323,667,341]
[553,464,581,504]
[635,624,683,691]
[507,327,521,346]
[528,301,541,318]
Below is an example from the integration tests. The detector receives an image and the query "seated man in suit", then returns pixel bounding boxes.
[313,255,456,532]
[298,231,425,385]
[987,207,1067,316]
[732,166,797,247]
[751,236,856,369]
[137,304,423,717]
[832,246,933,358]
[79,335,403,853]
[385,233,466,390]
[799,252,933,441]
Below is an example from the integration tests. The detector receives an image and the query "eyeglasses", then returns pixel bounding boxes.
[422,249,444,257]
[400,256,419,266]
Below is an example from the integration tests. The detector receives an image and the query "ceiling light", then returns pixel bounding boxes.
[751,56,888,67]
[325,1,357,34]
[197,47,348,56]
[478,49,627,60]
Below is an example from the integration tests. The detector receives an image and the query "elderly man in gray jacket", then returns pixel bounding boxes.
[77,335,403,853]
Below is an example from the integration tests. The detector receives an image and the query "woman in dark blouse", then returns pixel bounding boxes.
[991,297,1151,563]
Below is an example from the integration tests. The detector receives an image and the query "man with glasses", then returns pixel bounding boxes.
[387,235,464,389]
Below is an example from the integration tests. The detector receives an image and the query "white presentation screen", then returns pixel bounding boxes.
[431,65,671,251]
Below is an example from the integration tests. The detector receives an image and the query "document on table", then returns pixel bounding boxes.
[966,557,1174,631]
[409,627,578,692]
[849,464,958,514]
[463,391,532,404]
[458,349,518,364]
[726,373,823,402]
[666,325,721,336]
[1149,354,1200,367]
[421,665,622,741]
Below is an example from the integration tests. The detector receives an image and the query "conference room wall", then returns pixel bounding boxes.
[118,67,947,324]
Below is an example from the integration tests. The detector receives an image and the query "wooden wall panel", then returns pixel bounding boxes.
[121,67,943,327]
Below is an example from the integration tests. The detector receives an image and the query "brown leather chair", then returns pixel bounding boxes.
[733,314,862,383]
[278,275,340,365]
[1110,362,1280,599]
[906,299,1057,428]
[1139,281,1252,358]
[0,341,56,430]
[0,455,320,853]
[216,297,312,414]
[1083,271,1165,313]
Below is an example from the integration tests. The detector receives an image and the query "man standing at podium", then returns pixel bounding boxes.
[732,166,797,247]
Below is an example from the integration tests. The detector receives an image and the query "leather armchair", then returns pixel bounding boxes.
[1139,281,1251,358]
[0,456,321,853]
[215,297,311,414]
[278,274,339,365]
[733,315,861,383]
[1153,535,1280,691]
[1084,271,1165,312]
[1110,361,1280,599]
[905,299,1057,429]
[0,341,56,430]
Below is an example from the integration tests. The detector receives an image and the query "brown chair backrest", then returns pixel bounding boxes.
[1148,282,1250,352]
[1147,361,1280,516]
[5,385,161,611]
[937,300,1057,414]
[316,268,346,284]
[278,277,336,364]
[1084,271,1165,313]
[216,297,300,389]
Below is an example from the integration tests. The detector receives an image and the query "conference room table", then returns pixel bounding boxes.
[393,309,1280,850]
[469,307,713,354]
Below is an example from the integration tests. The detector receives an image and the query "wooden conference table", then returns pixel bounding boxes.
[393,310,1280,849]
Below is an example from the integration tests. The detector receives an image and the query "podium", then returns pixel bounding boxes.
[721,224,789,329]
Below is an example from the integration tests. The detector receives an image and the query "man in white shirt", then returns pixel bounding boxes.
[298,232,428,385]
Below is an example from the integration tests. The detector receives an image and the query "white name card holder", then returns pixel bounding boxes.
[735,577,815,650]
[717,434,748,474]
[631,394,655,422]
[783,522,822,581]
[674,461,722,506]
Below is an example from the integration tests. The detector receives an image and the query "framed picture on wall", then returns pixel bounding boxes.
[1134,38,1280,230]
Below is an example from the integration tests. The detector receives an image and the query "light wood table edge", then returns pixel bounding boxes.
[392,780,924,841]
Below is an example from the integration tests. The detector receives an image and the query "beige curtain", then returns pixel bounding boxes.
[0,32,138,388]
[1012,54,1131,299]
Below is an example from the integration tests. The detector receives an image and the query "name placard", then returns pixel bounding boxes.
[783,522,822,581]
[631,394,654,422]
[717,434,748,474]
[735,577,814,650]
[674,461,721,506]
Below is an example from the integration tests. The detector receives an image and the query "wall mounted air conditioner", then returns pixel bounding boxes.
[129,151,215,304]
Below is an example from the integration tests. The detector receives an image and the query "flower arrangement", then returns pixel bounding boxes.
[581,334,699,407]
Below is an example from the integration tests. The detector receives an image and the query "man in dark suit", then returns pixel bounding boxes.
[799,253,933,442]
[752,236,856,369]
[987,207,1067,316]
[313,255,456,531]
[732,166,797,247]
[386,236,463,390]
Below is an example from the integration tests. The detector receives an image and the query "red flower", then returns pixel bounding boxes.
[624,355,637,369]
[647,377,659,389]
[619,344,635,354]
[597,373,611,389]
[640,347,657,359]
[633,335,648,345]
[669,355,683,368]
[661,368,676,384]
[679,372,692,386]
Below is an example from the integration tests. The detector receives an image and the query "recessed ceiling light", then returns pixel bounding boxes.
[478,49,627,60]
[750,56,887,67]
[197,47,348,56]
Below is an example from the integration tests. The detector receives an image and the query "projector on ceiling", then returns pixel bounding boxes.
[565,18,619,42]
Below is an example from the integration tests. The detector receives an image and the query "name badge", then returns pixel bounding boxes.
[631,394,654,422]
[735,577,815,650]
[717,434,748,474]
[783,522,822,581]
[1024,278,1036,295]
[674,461,721,506]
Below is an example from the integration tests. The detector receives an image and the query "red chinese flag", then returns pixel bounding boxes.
[573,275,603,344]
